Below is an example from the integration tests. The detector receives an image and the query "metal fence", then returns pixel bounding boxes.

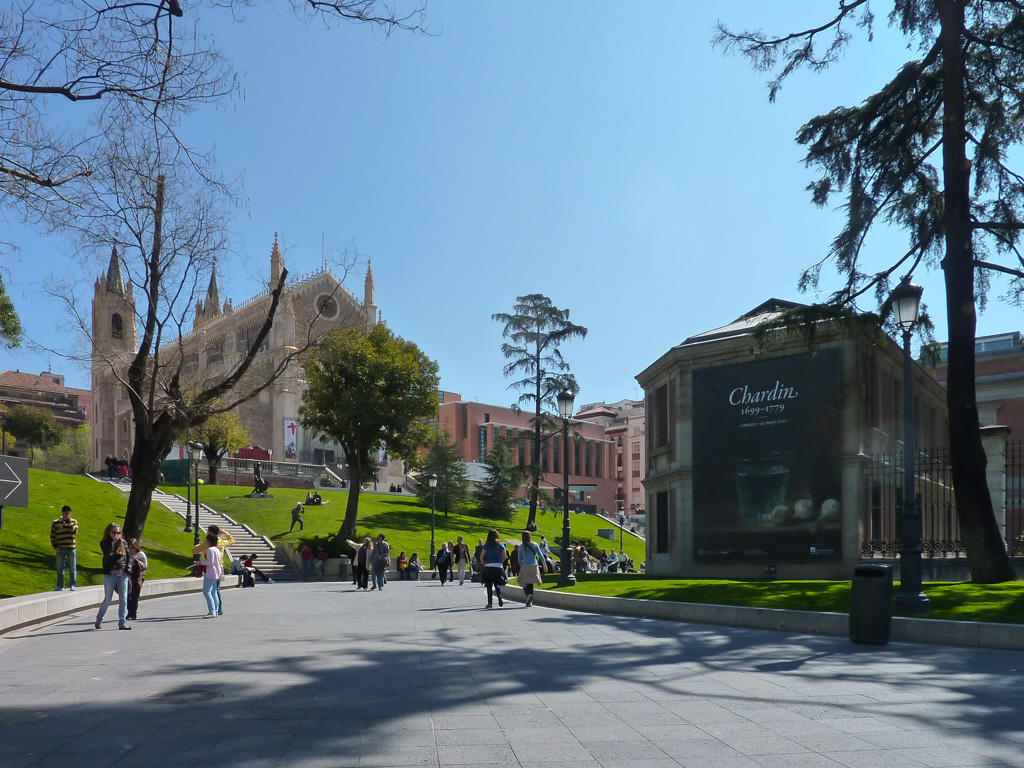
[1004,441,1024,556]
[863,445,1024,558]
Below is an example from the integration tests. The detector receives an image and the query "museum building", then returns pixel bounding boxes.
[636,299,949,580]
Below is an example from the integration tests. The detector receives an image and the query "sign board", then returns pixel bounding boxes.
[0,455,29,507]
[692,350,842,562]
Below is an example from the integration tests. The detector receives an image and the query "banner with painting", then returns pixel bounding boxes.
[284,418,297,460]
[692,350,842,561]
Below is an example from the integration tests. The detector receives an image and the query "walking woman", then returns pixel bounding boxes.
[95,523,132,630]
[202,533,223,617]
[478,529,508,608]
[517,530,547,607]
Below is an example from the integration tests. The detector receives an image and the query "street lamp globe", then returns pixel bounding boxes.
[186,440,204,464]
[889,277,923,329]
[557,389,575,420]
[427,473,438,488]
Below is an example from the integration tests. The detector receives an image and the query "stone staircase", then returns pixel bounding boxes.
[94,477,298,582]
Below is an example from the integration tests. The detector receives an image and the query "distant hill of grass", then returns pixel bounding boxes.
[0,469,195,598]
[158,482,648,564]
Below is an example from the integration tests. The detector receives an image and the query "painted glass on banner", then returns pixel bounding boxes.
[692,350,842,561]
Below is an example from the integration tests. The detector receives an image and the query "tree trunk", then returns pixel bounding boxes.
[208,458,219,485]
[937,0,1016,582]
[123,435,170,542]
[339,462,362,542]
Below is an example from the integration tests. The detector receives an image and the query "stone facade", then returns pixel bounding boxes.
[636,299,949,580]
[90,235,402,481]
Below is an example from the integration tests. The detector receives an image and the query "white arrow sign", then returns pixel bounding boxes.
[0,460,25,500]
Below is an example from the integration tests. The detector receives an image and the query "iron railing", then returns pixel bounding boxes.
[863,445,1024,558]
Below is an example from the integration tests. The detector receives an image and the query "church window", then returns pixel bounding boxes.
[207,344,223,364]
[316,294,339,319]
[111,313,123,339]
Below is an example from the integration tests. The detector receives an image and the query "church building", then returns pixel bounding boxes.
[91,235,381,475]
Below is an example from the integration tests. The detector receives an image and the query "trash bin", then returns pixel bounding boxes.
[337,556,351,582]
[849,563,893,644]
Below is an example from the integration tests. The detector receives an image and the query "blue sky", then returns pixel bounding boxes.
[3,2,1022,407]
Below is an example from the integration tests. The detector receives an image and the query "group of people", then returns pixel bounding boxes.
[102,454,131,483]
[573,546,635,574]
[51,507,148,630]
[345,533,392,590]
[298,540,330,581]
[431,536,473,584]
[304,491,324,506]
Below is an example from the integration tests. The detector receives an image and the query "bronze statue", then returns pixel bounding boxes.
[252,462,269,495]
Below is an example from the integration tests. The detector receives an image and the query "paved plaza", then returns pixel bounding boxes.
[1,580,1023,768]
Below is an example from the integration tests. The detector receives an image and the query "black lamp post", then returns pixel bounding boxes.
[889,277,930,615]
[427,473,438,568]
[557,389,577,587]
[187,440,204,552]
[184,447,193,533]
[618,505,625,553]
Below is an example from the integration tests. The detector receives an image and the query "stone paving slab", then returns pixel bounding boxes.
[0,580,1022,768]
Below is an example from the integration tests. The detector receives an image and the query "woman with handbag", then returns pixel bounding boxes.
[478,529,508,608]
[345,536,373,590]
[517,530,547,607]
[370,533,390,591]
[95,522,132,630]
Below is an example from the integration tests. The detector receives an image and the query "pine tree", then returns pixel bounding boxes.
[417,427,470,517]
[492,294,587,530]
[475,434,520,521]
[716,0,1024,582]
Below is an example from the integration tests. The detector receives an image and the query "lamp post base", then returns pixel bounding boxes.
[893,592,930,616]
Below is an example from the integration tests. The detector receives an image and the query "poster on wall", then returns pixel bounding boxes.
[284,419,297,460]
[692,350,842,561]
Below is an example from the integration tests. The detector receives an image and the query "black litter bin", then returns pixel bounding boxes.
[849,563,893,644]
[338,556,351,582]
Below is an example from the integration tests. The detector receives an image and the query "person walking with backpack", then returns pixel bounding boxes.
[478,529,508,608]
[517,530,547,607]
[50,505,78,591]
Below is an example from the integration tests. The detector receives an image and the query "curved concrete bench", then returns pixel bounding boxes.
[0,577,236,635]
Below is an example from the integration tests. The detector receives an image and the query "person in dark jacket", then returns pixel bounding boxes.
[435,541,453,584]
[346,536,372,590]
[95,522,132,629]
[126,538,148,620]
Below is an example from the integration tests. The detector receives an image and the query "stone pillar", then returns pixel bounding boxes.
[980,424,1011,542]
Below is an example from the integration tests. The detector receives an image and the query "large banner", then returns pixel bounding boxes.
[284,419,298,460]
[692,350,842,561]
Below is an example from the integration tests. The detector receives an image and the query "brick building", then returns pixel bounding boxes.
[436,391,615,515]
[0,370,90,457]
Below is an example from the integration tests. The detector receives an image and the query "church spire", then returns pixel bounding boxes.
[270,232,283,291]
[106,246,125,295]
[363,260,377,327]
[364,259,375,305]
[205,260,221,315]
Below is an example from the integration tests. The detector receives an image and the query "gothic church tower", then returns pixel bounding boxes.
[91,246,138,466]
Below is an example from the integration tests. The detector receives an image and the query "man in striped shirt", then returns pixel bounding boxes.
[50,505,79,591]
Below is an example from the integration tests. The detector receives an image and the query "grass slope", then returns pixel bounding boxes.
[158,483,648,563]
[0,470,196,598]
[542,576,1024,625]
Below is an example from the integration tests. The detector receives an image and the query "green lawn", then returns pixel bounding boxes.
[0,469,196,598]
[158,483,648,563]
[539,576,1024,625]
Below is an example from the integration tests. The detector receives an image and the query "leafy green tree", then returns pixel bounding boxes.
[40,424,92,475]
[184,409,251,485]
[492,294,587,531]
[4,405,57,465]
[416,427,470,517]
[0,274,22,349]
[475,433,520,521]
[300,324,439,542]
[716,0,1024,582]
